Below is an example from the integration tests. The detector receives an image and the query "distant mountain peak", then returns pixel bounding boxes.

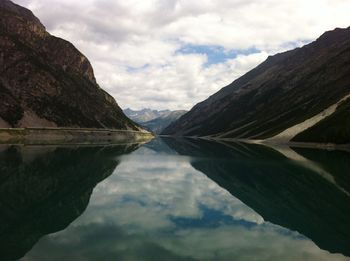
[124,108,187,134]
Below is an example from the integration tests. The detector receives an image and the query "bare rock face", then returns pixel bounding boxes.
[163,27,350,144]
[0,0,139,130]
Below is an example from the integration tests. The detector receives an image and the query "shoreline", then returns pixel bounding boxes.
[159,135,350,151]
[0,128,154,145]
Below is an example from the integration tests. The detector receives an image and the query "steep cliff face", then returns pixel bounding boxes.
[163,27,350,144]
[0,0,140,130]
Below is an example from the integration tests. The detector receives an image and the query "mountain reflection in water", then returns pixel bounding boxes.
[0,144,140,260]
[1,138,349,261]
[164,138,350,257]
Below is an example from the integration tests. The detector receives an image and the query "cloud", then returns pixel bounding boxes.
[12,0,350,110]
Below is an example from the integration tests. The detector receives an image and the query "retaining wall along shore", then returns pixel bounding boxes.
[0,128,154,145]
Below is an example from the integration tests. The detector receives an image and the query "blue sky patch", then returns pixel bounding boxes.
[176,44,260,66]
[127,63,150,73]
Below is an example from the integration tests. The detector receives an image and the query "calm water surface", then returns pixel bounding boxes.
[1,138,349,260]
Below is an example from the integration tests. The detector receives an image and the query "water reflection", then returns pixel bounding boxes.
[17,138,350,261]
[164,138,350,257]
[0,144,140,260]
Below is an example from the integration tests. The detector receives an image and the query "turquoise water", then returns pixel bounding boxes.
[1,138,349,260]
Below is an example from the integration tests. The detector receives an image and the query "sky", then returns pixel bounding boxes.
[13,0,350,110]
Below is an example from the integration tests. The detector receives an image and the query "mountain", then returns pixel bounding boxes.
[124,108,171,123]
[0,0,139,130]
[141,110,187,134]
[124,108,187,134]
[163,27,350,144]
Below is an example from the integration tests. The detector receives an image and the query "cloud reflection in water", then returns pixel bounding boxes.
[23,140,350,261]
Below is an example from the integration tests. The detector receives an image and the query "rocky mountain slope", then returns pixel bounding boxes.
[0,0,139,130]
[163,27,350,144]
[125,108,187,134]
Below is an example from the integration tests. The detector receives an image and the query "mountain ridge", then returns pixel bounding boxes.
[163,27,350,144]
[124,108,187,134]
[0,0,140,130]
[141,110,187,134]
[124,108,172,123]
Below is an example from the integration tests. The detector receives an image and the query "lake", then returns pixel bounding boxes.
[1,138,349,261]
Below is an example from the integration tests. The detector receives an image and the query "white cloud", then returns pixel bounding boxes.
[12,0,350,110]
